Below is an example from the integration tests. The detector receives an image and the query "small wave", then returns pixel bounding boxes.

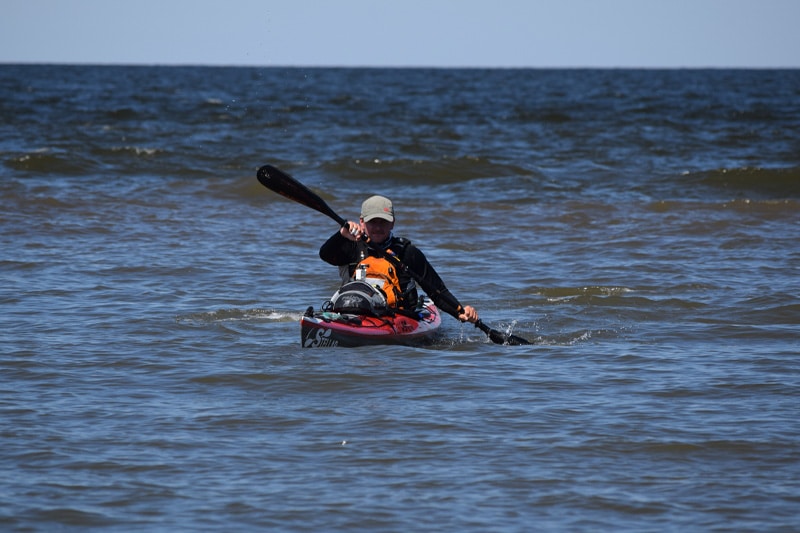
[204,175,270,201]
[537,286,634,302]
[533,328,625,346]
[107,146,162,157]
[538,329,593,346]
[318,156,533,184]
[686,166,800,198]
[176,308,302,326]
[6,148,99,175]
[734,299,800,326]
[104,107,140,120]
[647,196,799,215]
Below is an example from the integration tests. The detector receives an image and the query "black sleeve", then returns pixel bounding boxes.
[402,244,464,319]
[319,231,359,266]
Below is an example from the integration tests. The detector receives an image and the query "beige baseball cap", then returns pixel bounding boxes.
[360,195,394,222]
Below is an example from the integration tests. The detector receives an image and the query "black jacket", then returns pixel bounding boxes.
[319,232,465,319]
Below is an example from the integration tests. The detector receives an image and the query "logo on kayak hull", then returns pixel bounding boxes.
[303,327,338,348]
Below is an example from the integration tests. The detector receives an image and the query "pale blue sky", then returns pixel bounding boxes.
[2,0,798,68]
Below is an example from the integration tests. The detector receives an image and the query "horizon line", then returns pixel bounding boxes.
[3,61,799,70]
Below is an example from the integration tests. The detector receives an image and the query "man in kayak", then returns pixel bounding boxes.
[319,195,479,324]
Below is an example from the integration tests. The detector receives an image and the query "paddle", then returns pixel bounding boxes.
[257,164,348,228]
[256,164,532,346]
[475,319,531,346]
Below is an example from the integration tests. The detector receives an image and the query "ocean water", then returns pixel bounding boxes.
[1,65,799,531]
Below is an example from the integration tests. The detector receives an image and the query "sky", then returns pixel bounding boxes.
[2,0,799,68]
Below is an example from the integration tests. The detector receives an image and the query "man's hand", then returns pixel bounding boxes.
[339,221,364,241]
[458,305,479,323]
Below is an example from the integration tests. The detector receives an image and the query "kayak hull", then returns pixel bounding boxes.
[300,298,442,348]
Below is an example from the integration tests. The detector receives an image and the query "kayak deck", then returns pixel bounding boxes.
[300,298,442,348]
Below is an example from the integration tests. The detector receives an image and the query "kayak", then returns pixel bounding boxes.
[300,297,442,348]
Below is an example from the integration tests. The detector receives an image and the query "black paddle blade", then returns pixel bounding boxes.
[257,164,347,227]
[475,319,531,346]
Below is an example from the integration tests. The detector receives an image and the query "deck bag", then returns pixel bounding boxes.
[330,281,390,317]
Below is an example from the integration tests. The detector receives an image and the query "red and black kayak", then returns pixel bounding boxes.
[300,297,442,348]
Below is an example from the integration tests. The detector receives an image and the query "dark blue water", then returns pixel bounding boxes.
[1,65,799,531]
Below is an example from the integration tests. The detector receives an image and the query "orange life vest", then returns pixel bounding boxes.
[354,254,404,308]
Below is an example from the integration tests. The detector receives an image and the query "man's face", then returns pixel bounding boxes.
[363,217,394,243]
